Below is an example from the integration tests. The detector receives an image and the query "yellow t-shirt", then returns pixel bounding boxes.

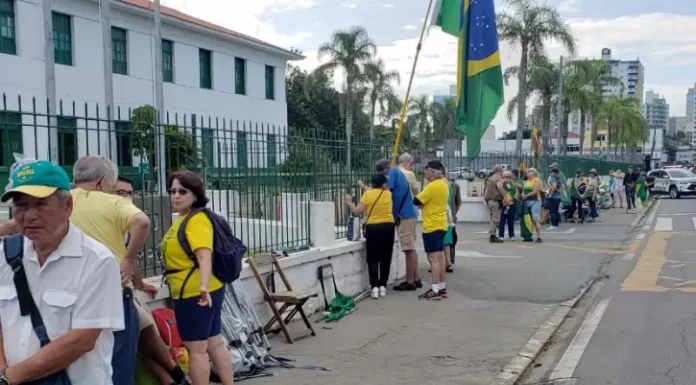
[416,178,449,233]
[161,212,224,299]
[70,188,141,265]
[360,189,394,225]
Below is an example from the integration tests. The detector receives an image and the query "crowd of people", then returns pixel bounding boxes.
[0,156,233,385]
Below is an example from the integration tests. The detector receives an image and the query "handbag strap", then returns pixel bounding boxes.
[4,234,52,347]
[365,189,385,223]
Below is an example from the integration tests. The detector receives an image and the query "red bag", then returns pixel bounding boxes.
[151,308,183,348]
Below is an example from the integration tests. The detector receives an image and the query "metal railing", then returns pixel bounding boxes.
[0,94,391,277]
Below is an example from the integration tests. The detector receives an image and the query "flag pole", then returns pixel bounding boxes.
[390,0,436,166]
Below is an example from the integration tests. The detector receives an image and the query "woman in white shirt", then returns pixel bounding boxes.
[612,170,625,209]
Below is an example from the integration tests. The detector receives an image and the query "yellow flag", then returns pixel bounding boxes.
[531,125,542,157]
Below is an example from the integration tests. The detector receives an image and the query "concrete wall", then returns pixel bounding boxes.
[1,0,293,161]
[146,201,405,324]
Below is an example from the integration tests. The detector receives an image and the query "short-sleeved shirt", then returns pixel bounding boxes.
[400,167,419,193]
[416,178,449,233]
[0,224,124,384]
[547,176,562,199]
[70,188,142,265]
[387,168,417,219]
[161,212,224,299]
[360,189,394,225]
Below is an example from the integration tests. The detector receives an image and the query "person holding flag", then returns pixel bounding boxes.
[431,0,504,160]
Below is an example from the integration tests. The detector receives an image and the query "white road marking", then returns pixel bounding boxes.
[654,217,673,232]
[635,233,646,240]
[550,298,612,381]
[622,253,635,261]
[659,212,696,216]
[645,200,659,224]
[416,248,523,258]
[642,224,650,231]
[692,217,696,231]
[474,227,575,235]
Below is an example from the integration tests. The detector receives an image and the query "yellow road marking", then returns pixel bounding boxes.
[622,232,670,292]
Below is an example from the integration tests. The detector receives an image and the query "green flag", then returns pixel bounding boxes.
[433,0,504,160]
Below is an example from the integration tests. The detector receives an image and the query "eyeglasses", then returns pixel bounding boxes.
[114,190,133,198]
[168,188,190,196]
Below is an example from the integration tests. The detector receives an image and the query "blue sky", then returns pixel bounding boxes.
[164,0,696,133]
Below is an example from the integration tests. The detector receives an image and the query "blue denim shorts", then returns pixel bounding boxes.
[112,288,140,385]
[174,288,225,342]
[526,200,541,220]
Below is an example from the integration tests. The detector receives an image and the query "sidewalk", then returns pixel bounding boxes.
[263,288,555,385]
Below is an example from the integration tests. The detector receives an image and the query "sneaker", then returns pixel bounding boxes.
[509,236,516,242]
[379,286,387,297]
[415,279,423,289]
[177,377,193,385]
[418,289,441,300]
[536,238,543,243]
[371,287,379,299]
[393,281,417,291]
[440,289,448,298]
[547,226,557,230]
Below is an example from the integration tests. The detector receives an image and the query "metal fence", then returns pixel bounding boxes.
[0,94,391,277]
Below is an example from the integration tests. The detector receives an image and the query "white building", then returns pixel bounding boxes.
[642,91,669,165]
[687,87,695,129]
[600,48,644,103]
[0,0,302,170]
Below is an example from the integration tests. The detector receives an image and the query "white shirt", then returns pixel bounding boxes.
[0,223,124,385]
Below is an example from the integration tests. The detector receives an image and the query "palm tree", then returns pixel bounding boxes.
[497,0,576,157]
[597,97,647,160]
[315,26,377,171]
[586,61,617,155]
[364,58,400,140]
[408,95,432,159]
[503,54,559,154]
[431,97,457,144]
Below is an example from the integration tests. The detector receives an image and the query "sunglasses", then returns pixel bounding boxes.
[168,188,190,196]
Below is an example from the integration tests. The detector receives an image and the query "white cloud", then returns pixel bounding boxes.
[382,3,396,8]
[161,0,315,48]
[341,1,358,9]
[299,12,696,132]
[403,24,417,30]
[558,0,581,14]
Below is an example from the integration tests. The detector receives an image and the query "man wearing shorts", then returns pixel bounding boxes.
[414,160,450,300]
[115,176,192,385]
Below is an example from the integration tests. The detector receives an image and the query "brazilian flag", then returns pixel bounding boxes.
[432,0,504,160]
[520,202,533,242]
[636,177,649,208]
[558,171,570,204]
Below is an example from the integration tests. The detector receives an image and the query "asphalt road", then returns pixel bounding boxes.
[543,196,696,385]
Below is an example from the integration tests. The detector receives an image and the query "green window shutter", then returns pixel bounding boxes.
[162,39,173,83]
[235,57,246,95]
[52,12,72,66]
[201,128,214,167]
[0,0,17,55]
[57,117,77,166]
[265,65,275,100]
[266,134,276,168]
[236,132,247,169]
[199,49,212,89]
[111,27,128,75]
[115,121,133,167]
[0,111,22,167]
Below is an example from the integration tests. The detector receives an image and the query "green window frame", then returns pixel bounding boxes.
[265,65,275,100]
[0,111,22,167]
[52,12,72,66]
[115,121,133,167]
[236,132,247,169]
[162,39,173,83]
[111,27,128,75]
[201,128,214,167]
[266,134,276,168]
[199,49,212,89]
[235,57,246,95]
[57,117,77,166]
[0,0,16,55]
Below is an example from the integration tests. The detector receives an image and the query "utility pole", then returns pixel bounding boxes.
[554,56,564,155]
[154,0,166,194]
[100,0,116,161]
[42,0,58,163]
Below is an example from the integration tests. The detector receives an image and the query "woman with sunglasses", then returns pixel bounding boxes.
[161,171,234,385]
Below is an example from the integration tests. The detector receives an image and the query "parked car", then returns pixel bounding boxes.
[477,164,511,179]
[450,167,475,181]
[647,168,696,199]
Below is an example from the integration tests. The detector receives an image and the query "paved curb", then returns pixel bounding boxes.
[629,197,658,231]
[489,281,595,385]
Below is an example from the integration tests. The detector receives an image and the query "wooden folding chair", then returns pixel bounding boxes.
[246,253,318,343]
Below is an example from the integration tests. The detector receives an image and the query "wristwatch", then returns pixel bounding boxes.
[0,368,10,385]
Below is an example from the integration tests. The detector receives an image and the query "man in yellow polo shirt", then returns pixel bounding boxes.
[414,160,450,300]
